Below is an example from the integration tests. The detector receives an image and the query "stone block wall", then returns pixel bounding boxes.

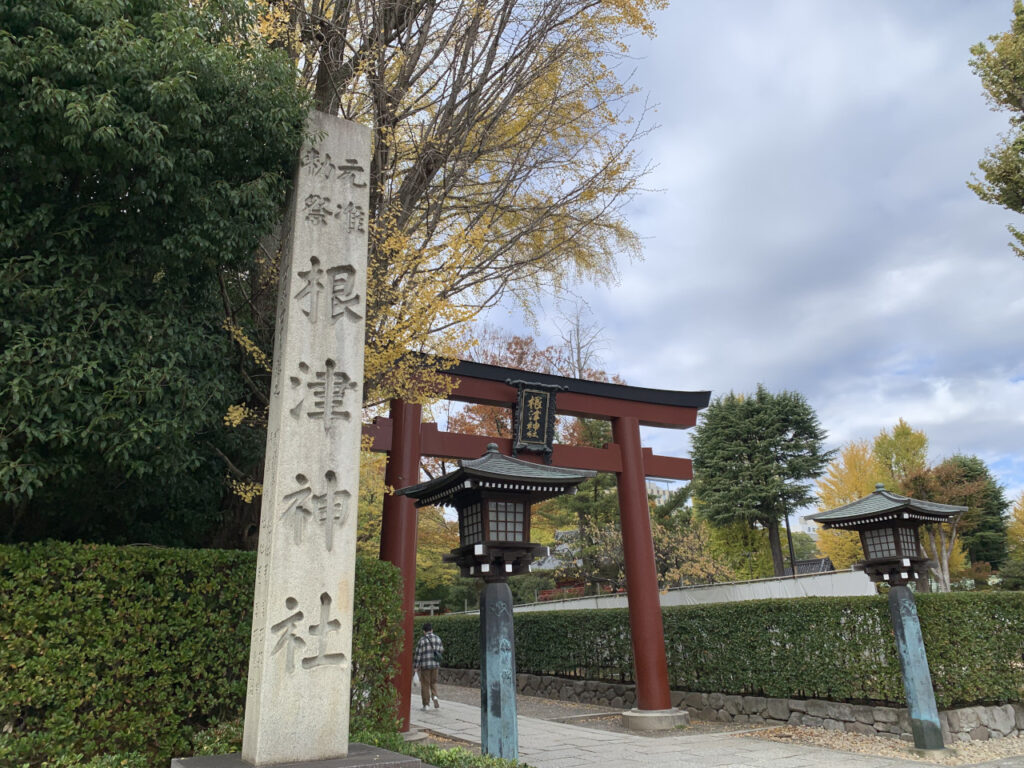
[438,669,1024,745]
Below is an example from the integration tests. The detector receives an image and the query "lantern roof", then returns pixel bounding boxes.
[808,484,966,529]
[395,443,596,508]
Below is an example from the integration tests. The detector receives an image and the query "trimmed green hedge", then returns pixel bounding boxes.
[0,542,402,766]
[424,592,1024,708]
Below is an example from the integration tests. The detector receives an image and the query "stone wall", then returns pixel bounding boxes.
[439,669,1024,745]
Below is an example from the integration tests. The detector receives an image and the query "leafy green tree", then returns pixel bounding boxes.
[1008,491,1024,561]
[691,385,835,576]
[873,419,928,488]
[970,1,1024,258]
[901,455,1006,590]
[816,422,928,569]
[651,484,692,527]
[997,557,1024,590]
[788,531,820,562]
[936,455,1008,569]
[706,520,774,580]
[0,0,307,543]
[507,572,557,605]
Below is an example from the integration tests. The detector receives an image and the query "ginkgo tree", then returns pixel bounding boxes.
[814,421,931,570]
[1009,491,1024,561]
[812,421,1009,592]
[1001,492,1024,590]
[814,442,877,569]
[214,0,664,537]
[228,0,662,404]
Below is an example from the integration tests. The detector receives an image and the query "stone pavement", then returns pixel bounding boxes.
[410,695,1023,768]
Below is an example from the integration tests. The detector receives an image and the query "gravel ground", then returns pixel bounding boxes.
[421,685,751,753]
[435,684,750,736]
[435,683,618,721]
[432,684,1024,765]
[750,726,1024,766]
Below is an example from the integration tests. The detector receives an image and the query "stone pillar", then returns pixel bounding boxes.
[242,112,370,766]
[479,581,518,760]
[888,585,944,751]
[379,399,423,731]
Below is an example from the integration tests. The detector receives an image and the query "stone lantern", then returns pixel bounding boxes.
[396,443,594,759]
[812,484,962,587]
[809,484,965,752]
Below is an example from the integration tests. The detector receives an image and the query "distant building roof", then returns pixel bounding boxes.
[794,557,834,575]
[531,550,563,571]
[807,484,965,529]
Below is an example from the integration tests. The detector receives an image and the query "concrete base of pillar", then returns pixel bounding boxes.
[621,707,690,731]
[170,745,421,768]
[401,730,430,743]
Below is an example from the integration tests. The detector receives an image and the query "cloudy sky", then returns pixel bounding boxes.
[486,1,1024,506]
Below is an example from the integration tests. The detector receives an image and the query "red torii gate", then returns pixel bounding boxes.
[363,360,710,730]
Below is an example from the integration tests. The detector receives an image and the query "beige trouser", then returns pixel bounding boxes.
[418,667,438,706]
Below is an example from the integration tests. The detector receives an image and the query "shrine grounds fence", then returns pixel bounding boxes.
[0,541,403,767]
[424,591,1024,709]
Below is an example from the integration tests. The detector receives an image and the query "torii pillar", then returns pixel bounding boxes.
[614,417,671,712]
[378,399,422,731]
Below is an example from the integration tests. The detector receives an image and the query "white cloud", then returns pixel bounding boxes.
[487,1,1024,503]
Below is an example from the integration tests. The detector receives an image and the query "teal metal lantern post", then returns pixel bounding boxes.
[809,484,965,752]
[396,444,595,760]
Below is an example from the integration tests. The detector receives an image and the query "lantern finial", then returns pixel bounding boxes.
[875,483,885,492]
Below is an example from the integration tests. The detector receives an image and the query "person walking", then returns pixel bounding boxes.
[413,622,444,710]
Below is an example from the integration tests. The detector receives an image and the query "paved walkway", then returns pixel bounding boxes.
[410,696,1020,768]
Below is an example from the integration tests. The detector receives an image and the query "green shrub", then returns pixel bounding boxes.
[0,542,402,765]
[358,731,529,768]
[425,592,1024,708]
[915,592,1024,707]
[351,556,404,734]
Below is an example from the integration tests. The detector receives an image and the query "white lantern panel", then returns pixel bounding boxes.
[487,500,525,542]
[461,502,483,545]
[897,526,918,558]
[864,527,897,559]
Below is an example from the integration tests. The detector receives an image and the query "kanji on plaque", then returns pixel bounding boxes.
[280,475,314,544]
[302,592,348,670]
[300,148,368,189]
[280,471,352,551]
[270,597,306,674]
[327,264,362,320]
[302,195,366,234]
[269,593,348,674]
[288,359,358,427]
[293,256,362,323]
[303,195,331,226]
[294,257,326,319]
[526,394,543,438]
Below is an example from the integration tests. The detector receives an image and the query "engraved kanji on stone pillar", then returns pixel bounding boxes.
[242,112,370,767]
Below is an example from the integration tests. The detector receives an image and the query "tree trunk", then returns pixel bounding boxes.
[924,526,953,593]
[767,522,786,577]
[783,513,798,577]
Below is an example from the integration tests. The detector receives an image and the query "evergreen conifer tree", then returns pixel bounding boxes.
[691,385,835,576]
